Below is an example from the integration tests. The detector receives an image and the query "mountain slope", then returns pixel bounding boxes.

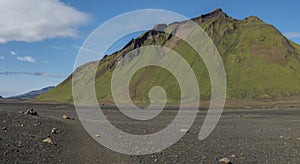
[35,9,300,104]
[9,86,54,100]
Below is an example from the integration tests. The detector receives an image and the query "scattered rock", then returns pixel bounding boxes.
[286,136,291,140]
[43,138,54,145]
[180,129,189,133]
[17,141,23,147]
[95,134,100,137]
[51,128,57,134]
[24,108,38,116]
[219,158,232,164]
[231,154,237,158]
[62,115,74,120]
[297,138,300,140]
[280,136,284,139]
[2,127,7,130]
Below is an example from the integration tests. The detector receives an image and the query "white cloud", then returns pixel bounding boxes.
[284,32,300,39]
[10,51,16,56]
[42,60,49,64]
[0,56,5,60]
[16,56,36,63]
[0,0,90,44]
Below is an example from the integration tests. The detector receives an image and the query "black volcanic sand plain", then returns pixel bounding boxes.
[0,100,299,163]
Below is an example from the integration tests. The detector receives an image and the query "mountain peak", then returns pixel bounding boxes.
[212,8,223,13]
[201,8,226,18]
[190,8,234,24]
[243,16,264,23]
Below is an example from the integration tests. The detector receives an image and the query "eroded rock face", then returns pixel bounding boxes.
[153,23,168,31]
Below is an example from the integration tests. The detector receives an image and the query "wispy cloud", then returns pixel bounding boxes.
[0,0,90,44]
[0,56,5,60]
[16,56,36,63]
[10,51,16,56]
[0,71,64,78]
[72,45,99,54]
[42,60,49,64]
[50,45,66,50]
[284,32,300,39]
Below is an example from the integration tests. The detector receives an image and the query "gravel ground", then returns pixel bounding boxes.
[0,109,68,163]
[0,100,299,163]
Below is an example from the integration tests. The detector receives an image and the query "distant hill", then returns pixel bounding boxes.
[35,9,300,104]
[9,86,54,100]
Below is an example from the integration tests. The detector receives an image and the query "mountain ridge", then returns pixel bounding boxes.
[9,86,54,100]
[34,9,300,104]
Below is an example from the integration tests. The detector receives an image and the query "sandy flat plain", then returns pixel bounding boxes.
[0,100,299,163]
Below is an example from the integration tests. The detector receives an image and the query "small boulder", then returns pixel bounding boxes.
[219,158,232,164]
[17,141,23,147]
[51,128,58,134]
[231,154,237,158]
[24,108,38,116]
[62,115,74,120]
[180,129,189,133]
[43,138,54,145]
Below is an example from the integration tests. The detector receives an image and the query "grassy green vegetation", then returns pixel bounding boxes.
[34,9,300,104]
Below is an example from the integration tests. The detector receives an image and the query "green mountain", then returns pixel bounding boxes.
[35,9,300,105]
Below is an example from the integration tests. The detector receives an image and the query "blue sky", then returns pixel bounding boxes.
[1,0,300,97]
